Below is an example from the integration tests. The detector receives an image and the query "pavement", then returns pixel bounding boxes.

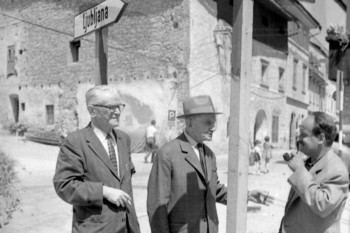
[0,131,349,233]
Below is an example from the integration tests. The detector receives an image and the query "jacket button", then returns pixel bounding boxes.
[122,218,126,222]
[203,218,207,222]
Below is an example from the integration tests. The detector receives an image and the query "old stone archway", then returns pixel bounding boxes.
[254,109,267,142]
[9,94,19,123]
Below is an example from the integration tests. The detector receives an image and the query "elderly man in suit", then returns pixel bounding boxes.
[279,111,349,233]
[53,85,140,233]
[147,95,273,233]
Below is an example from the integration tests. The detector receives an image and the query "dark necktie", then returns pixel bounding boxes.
[106,134,118,175]
[197,143,207,178]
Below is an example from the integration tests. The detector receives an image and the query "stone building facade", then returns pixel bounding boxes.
[0,0,340,153]
[0,0,189,150]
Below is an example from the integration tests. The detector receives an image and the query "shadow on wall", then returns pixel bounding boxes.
[119,93,154,153]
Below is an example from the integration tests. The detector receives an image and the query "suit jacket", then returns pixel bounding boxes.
[281,149,349,233]
[147,133,227,233]
[53,125,140,233]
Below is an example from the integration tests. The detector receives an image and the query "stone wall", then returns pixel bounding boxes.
[0,0,189,149]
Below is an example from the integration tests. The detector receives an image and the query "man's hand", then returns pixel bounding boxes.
[103,186,132,207]
[248,190,274,206]
[288,153,305,172]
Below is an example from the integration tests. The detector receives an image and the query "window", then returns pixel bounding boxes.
[261,59,269,87]
[46,105,54,125]
[272,115,279,143]
[278,67,285,91]
[302,64,307,93]
[293,59,298,90]
[7,45,16,77]
[70,40,81,62]
[21,103,25,111]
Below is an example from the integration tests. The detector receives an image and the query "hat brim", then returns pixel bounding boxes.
[177,112,222,119]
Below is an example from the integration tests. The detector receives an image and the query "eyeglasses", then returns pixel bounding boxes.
[92,104,126,113]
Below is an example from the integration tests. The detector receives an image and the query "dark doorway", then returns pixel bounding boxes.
[9,94,19,122]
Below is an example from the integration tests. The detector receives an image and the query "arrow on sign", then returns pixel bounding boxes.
[74,0,127,39]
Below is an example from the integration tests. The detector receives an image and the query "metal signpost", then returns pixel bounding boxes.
[74,0,127,85]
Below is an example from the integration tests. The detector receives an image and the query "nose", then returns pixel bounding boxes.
[210,122,217,131]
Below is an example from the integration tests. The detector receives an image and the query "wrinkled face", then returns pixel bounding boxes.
[186,114,217,143]
[88,92,123,131]
[298,116,322,158]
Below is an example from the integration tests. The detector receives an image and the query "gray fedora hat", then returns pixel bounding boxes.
[177,95,222,118]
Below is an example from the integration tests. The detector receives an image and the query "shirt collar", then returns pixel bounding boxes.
[91,122,109,141]
[304,148,330,170]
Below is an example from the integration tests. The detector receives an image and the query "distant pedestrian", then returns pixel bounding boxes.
[262,136,272,173]
[251,139,262,174]
[144,120,157,163]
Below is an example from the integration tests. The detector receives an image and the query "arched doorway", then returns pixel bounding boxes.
[9,94,19,122]
[254,110,267,142]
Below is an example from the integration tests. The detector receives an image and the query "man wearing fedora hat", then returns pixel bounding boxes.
[147,95,273,233]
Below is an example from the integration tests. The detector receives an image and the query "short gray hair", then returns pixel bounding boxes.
[85,85,119,106]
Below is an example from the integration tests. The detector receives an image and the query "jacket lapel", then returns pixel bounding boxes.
[113,129,127,181]
[177,133,207,184]
[284,188,296,213]
[85,126,120,180]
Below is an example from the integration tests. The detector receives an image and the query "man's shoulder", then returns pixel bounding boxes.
[115,128,128,137]
[66,127,89,138]
[323,149,349,176]
[158,138,181,153]
[162,138,181,148]
[114,129,131,142]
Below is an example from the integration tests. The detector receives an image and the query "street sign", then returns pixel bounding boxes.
[74,0,126,39]
[168,110,176,121]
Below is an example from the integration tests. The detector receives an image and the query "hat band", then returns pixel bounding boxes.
[184,106,217,115]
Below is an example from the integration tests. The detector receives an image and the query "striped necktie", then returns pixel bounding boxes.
[106,134,118,174]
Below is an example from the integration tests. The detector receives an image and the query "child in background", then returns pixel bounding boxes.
[252,139,262,174]
[262,136,273,173]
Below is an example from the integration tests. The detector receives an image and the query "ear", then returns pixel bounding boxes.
[87,106,96,117]
[318,133,326,145]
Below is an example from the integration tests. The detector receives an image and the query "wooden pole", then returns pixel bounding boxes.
[227,0,253,232]
[95,27,109,85]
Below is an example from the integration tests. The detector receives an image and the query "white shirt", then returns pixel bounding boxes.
[91,123,120,176]
[184,130,201,161]
[146,125,157,138]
